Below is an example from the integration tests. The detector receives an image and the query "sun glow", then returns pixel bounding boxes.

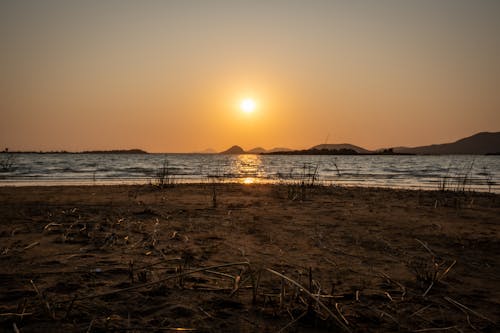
[240,98,256,113]
[242,177,255,185]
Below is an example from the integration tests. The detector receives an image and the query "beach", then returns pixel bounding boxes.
[0,184,498,332]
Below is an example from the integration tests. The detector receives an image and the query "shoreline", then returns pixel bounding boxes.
[0,180,498,194]
[0,184,498,331]
[0,182,500,195]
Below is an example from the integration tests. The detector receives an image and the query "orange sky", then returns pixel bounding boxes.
[1,1,499,152]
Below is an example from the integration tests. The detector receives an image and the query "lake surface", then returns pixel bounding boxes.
[0,153,499,192]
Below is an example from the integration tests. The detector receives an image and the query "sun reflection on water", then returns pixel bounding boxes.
[233,154,262,184]
[242,177,255,184]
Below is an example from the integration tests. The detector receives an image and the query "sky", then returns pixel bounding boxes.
[1,0,499,153]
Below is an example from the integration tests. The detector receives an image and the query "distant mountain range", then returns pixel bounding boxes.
[220,145,246,154]
[80,149,148,154]
[218,132,500,155]
[310,143,371,154]
[219,145,292,154]
[392,132,500,155]
[5,132,497,155]
[5,149,149,154]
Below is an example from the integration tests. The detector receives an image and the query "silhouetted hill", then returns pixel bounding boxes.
[393,132,500,155]
[220,145,245,154]
[268,147,292,153]
[81,149,148,154]
[5,149,149,154]
[310,143,372,154]
[247,147,267,154]
[218,146,293,154]
[267,148,360,155]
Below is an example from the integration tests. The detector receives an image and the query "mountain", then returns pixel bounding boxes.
[268,147,293,153]
[310,143,372,154]
[393,132,500,155]
[219,145,245,154]
[218,146,293,154]
[80,149,148,154]
[247,147,267,154]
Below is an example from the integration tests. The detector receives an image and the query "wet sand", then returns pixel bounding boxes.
[0,184,498,332]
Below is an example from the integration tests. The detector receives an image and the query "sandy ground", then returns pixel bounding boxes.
[0,184,498,332]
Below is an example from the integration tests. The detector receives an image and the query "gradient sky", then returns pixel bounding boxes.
[1,0,499,152]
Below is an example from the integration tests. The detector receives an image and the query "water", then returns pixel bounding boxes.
[0,153,499,192]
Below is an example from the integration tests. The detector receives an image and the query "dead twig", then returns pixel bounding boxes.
[86,318,95,333]
[412,326,457,332]
[231,274,242,296]
[277,310,308,333]
[23,241,40,251]
[444,296,494,324]
[409,305,432,318]
[422,281,434,297]
[335,303,349,326]
[68,262,250,302]
[230,271,253,297]
[205,270,235,280]
[43,222,62,231]
[106,327,196,331]
[30,279,55,320]
[198,306,214,319]
[0,312,33,317]
[438,260,456,282]
[265,268,351,332]
[415,238,436,257]
[380,272,407,297]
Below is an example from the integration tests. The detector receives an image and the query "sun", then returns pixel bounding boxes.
[240,98,256,113]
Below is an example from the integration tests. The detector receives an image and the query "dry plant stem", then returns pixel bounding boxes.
[232,275,241,295]
[410,305,432,318]
[415,238,437,257]
[378,310,398,324]
[265,268,351,332]
[30,279,55,320]
[335,303,349,325]
[0,313,33,317]
[277,310,308,333]
[205,270,235,280]
[137,257,182,271]
[110,327,197,331]
[12,323,20,333]
[22,241,40,251]
[310,294,344,299]
[444,296,494,324]
[280,275,287,309]
[43,222,62,230]
[412,326,457,332]
[86,318,95,333]
[447,301,477,332]
[380,272,407,297]
[230,271,252,296]
[71,262,250,302]
[251,269,261,304]
[422,281,434,297]
[198,306,214,319]
[438,260,456,282]
[17,298,28,319]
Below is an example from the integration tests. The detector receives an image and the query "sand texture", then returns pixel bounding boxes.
[0,184,499,332]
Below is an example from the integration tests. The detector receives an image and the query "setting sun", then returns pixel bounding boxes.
[240,98,256,113]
